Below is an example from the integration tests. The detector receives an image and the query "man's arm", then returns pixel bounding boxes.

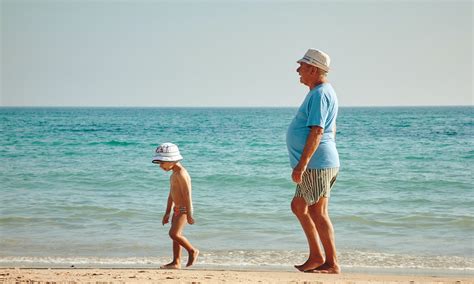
[292,126,324,184]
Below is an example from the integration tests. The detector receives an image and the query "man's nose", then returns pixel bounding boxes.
[296,67,300,73]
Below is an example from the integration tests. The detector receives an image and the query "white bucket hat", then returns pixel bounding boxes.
[152,142,183,163]
[297,49,331,72]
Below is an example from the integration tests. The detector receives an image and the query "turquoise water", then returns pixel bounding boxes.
[0,107,473,273]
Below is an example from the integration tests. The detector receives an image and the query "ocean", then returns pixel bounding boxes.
[0,107,473,275]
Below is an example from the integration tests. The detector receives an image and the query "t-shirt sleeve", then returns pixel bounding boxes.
[306,93,328,129]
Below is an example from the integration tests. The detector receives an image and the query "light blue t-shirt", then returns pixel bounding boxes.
[286,83,340,169]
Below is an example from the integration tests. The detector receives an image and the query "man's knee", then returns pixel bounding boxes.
[291,198,308,216]
[309,210,332,228]
[310,210,330,223]
[309,202,329,221]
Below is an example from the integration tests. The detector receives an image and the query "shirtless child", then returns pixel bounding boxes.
[152,143,199,269]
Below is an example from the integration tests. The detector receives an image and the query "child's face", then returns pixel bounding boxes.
[155,161,175,171]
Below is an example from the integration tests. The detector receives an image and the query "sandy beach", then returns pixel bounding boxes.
[1,268,472,283]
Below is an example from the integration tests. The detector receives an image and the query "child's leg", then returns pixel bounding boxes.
[160,240,181,269]
[172,240,181,262]
[168,213,199,267]
[160,215,183,269]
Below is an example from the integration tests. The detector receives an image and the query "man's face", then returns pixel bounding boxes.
[296,62,315,86]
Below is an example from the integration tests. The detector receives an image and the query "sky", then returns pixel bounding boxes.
[1,0,472,107]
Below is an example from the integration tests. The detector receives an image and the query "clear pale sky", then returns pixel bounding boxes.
[1,0,472,107]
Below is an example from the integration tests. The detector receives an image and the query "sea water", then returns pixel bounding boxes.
[0,107,473,274]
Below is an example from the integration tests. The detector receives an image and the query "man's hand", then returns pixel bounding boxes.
[187,215,195,225]
[292,163,307,184]
[162,213,170,226]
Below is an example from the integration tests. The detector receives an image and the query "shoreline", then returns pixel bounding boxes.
[1,268,473,283]
[2,251,471,276]
[1,264,473,278]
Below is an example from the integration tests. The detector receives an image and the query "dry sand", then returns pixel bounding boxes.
[1,268,472,283]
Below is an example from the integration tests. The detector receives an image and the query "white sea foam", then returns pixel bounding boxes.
[1,250,473,274]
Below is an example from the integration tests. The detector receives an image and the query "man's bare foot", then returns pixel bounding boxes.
[305,263,341,274]
[186,249,199,267]
[305,263,330,272]
[160,262,180,269]
[294,258,324,272]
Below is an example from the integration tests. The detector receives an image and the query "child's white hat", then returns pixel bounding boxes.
[152,143,183,163]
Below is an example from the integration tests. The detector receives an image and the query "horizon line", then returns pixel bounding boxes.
[0,104,472,108]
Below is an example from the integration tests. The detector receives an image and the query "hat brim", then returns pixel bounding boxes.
[152,155,183,163]
[297,59,330,72]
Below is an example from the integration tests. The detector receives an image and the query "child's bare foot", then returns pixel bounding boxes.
[186,249,199,267]
[294,258,324,272]
[160,262,181,269]
[305,263,341,274]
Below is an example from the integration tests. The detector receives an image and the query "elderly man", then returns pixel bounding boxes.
[286,49,340,274]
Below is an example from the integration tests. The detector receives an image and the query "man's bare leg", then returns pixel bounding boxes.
[307,197,340,274]
[291,197,325,272]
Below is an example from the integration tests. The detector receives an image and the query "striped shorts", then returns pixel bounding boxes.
[294,167,339,206]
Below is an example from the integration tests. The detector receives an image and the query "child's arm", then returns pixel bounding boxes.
[162,192,173,226]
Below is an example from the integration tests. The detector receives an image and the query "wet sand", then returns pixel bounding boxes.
[1,268,472,283]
